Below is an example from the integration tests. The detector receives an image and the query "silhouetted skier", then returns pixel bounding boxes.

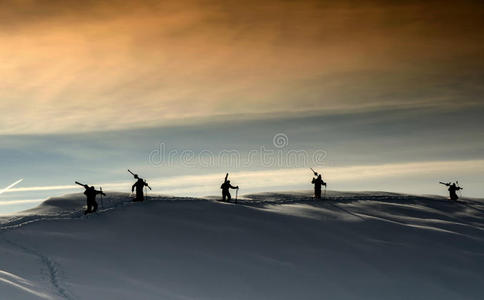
[311,169,327,199]
[440,181,463,201]
[220,173,239,202]
[76,182,105,215]
[129,170,151,202]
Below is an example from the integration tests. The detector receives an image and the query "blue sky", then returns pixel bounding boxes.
[1,105,483,213]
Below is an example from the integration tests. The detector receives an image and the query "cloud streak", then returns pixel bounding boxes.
[0,179,23,196]
[0,199,43,206]
[5,160,484,197]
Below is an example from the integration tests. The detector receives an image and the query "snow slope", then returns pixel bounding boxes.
[1,191,483,300]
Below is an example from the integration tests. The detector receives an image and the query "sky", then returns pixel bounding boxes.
[0,0,483,213]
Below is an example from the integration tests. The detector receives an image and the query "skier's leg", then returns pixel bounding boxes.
[450,192,458,201]
[93,201,98,212]
[227,192,232,202]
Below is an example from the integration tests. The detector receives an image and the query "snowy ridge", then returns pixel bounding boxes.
[0,191,483,300]
[0,192,198,230]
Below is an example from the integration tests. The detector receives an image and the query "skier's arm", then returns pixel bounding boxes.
[131,183,136,192]
[145,182,152,190]
[229,184,237,189]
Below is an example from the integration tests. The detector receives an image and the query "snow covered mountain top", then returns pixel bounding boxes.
[1,191,483,299]
[0,191,476,227]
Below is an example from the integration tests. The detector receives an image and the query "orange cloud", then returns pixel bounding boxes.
[0,0,482,133]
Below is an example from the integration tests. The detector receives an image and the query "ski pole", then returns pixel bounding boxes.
[100,187,104,209]
[457,181,464,199]
[235,188,239,204]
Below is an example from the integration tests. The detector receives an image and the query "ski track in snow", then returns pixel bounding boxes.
[0,198,150,299]
[0,268,52,299]
[0,195,197,300]
[1,233,73,300]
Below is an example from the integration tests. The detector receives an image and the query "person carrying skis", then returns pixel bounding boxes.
[440,181,463,201]
[311,170,327,199]
[131,173,151,202]
[220,173,239,202]
[76,182,106,215]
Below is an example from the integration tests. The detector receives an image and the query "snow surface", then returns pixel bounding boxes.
[1,191,483,300]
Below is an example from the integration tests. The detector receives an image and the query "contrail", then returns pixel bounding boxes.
[0,179,24,196]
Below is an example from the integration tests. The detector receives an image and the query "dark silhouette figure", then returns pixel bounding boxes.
[312,173,327,199]
[440,181,463,201]
[130,172,151,202]
[76,182,105,215]
[220,173,239,202]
